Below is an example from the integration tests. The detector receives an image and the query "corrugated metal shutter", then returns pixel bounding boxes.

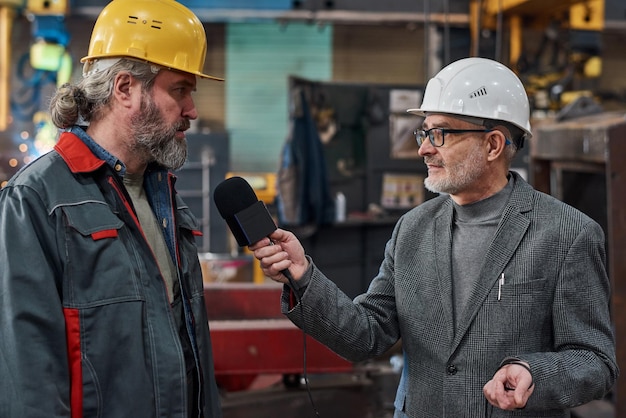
[226,22,332,172]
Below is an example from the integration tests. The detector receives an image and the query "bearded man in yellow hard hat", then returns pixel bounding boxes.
[0,1,223,417]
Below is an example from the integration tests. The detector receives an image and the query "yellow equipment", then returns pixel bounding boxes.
[1,0,73,131]
[0,0,23,131]
[470,0,605,111]
[26,0,67,14]
[226,172,277,205]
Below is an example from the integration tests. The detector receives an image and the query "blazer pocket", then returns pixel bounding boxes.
[509,277,549,303]
[498,277,552,330]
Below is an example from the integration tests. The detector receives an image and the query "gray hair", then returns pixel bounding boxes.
[49,58,160,129]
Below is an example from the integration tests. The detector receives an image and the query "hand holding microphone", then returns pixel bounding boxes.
[213,176,308,284]
[250,229,307,284]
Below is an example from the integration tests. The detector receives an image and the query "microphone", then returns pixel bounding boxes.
[213,176,297,285]
[213,176,278,247]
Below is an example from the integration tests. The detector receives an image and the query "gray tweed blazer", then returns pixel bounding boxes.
[283,172,618,417]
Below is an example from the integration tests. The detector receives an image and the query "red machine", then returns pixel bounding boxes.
[204,283,353,391]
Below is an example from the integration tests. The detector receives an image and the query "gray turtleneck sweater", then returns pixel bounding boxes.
[451,177,513,326]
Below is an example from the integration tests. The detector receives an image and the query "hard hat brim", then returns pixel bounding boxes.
[80,55,224,82]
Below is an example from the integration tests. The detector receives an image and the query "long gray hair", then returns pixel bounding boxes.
[49,58,159,129]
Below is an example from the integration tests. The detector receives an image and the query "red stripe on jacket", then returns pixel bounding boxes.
[64,308,83,418]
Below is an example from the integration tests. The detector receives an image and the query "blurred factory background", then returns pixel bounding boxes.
[2,0,626,417]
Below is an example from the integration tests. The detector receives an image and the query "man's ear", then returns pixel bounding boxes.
[486,129,508,161]
[113,72,134,108]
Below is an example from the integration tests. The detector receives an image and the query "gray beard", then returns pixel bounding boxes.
[423,146,485,195]
[130,94,189,170]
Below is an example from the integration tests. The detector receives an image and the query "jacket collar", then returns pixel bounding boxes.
[54,131,107,174]
[54,128,174,183]
[54,126,127,175]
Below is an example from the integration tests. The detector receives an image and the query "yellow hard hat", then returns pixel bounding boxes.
[81,0,223,81]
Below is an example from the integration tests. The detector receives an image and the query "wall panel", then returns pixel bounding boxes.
[226,22,332,172]
[333,24,425,85]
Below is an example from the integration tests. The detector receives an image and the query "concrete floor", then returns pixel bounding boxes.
[219,364,615,418]
[220,365,399,418]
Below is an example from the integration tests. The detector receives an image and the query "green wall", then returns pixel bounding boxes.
[226,22,332,173]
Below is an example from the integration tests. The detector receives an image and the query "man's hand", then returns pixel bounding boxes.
[483,362,535,410]
[249,229,308,284]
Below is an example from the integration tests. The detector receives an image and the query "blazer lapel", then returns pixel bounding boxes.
[434,201,455,349]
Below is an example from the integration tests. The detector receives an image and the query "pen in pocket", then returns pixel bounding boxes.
[498,273,505,301]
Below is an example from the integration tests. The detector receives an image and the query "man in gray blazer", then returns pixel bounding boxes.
[250,57,618,417]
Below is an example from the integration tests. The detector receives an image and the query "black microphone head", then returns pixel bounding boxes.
[213,176,277,247]
[213,176,257,220]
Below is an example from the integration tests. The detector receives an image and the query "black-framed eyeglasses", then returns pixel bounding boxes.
[414,127,494,147]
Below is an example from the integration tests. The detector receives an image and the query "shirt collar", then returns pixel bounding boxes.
[67,125,127,176]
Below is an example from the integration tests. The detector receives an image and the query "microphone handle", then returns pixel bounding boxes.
[267,238,299,291]
[281,268,297,289]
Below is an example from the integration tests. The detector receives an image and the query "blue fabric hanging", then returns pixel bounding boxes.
[276,88,335,227]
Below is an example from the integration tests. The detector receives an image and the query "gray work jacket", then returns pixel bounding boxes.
[0,131,222,417]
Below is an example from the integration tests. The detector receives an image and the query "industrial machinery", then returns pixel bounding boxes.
[0,0,71,133]
[204,283,353,392]
[470,0,605,112]
[0,0,22,131]
[14,0,72,123]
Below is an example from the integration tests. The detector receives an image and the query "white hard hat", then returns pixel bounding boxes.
[408,57,532,142]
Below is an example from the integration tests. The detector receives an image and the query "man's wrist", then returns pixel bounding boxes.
[499,356,534,389]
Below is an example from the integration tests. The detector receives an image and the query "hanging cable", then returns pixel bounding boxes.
[284,272,320,418]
